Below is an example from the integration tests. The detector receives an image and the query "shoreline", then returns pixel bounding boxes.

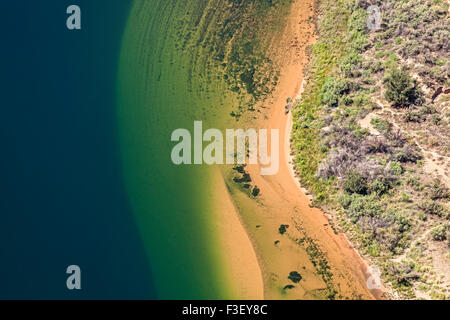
[213,168,265,299]
[286,84,387,300]
[226,0,382,299]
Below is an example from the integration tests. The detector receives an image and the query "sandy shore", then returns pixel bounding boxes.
[220,0,383,299]
[212,168,264,299]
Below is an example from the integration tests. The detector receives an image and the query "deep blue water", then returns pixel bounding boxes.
[0,0,155,298]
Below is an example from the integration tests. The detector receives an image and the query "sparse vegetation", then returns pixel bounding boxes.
[291,0,450,299]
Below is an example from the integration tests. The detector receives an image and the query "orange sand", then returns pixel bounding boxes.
[219,0,383,299]
[211,168,264,299]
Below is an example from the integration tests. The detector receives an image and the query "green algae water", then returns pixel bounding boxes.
[118,0,294,298]
[118,0,237,299]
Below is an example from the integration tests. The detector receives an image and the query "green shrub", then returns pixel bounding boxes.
[320,76,350,108]
[386,262,420,286]
[389,161,404,175]
[338,193,353,208]
[383,210,411,233]
[367,242,381,257]
[369,177,392,196]
[430,180,450,200]
[431,224,448,241]
[340,51,363,77]
[383,67,423,108]
[401,192,411,202]
[343,170,368,195]
[393,145,422,163]
[419,200,444,217]
[404,110,426,122]
[431,114,441,125]
[370,117,392,132]
[348,8,367,34]
[448,230,450,248]
[346,194,380,222]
